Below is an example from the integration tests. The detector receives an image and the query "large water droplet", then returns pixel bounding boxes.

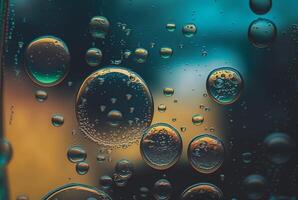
[248,18,277,48]
[206,67,243,105]
[181,183,223,200]
[25,36,70,86]
[89,16,110,39]
[188,134,225,173]
[140,123,182,170]
[75,67,153,148]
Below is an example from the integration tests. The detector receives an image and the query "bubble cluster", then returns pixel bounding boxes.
[134,48,148,63]
[67,146,87,163]
[160,47,173,59]
[140,123,182,170]
[153,179,172,200]
[42,183,112,200]
[181,183,223,200]
[248,18,277,48]
[188,134,225,173]
[182,23,197,37]
[243,174,267,200]
[26,36,70,86]
[206,67,243,105]
[263,132,295,164]
[86,48,103,67]
[51,114,64,127]
[89,16,110,39]
[75,67,153,148]
[35,90,48,102]
[0,138,12,167]
[250,0,272,15]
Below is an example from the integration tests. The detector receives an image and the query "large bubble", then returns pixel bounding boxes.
[188,134,225,173]
[76,67,154,148]
[25,36,70,86]
[140,123,182,170]
[248,18,277,48]
[206,67,243,105]
[181,183,223,200]
[42,183,112,200]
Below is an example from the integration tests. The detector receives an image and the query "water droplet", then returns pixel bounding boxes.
[76,162,90,175]
[243,174,267,200]
[182,23,197,38]
[160,47,173,59]
[115,159,134,180]
[86,48,103,67]
[163,88,174,97]
[25,36,70,86]
[192,114,204,126]
[206,67,243,105]
[0,139,12,168]
[264,132,295,164]
[248,18,277,48]
[153,179,172,200]
[140,123,183,170]
[89,16,110,39]
[97,153,106,163]
[181,183,223,200]
[242,152,253,164]
[51,114,64,127]
[139,187,150,198]
[188,134,225,173]
[42,183,111,200]
[158,104,167,113]
[67,146,87,163]
[166,23,176,32]
[250,0,272,15]
[134,48,148,63]
[16,195,29,200]
[35,90,48,102]
[75,67,153,148]
[99,175,113,190]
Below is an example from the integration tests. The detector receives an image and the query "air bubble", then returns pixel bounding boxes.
[160,47,173,59]
[89,16,110,39]
[86,48,103,67]
[250,0,272,15]
[192,114,204,126]
[51,114,64,127]
[181,183,223,200]
[0,138,12,167]
[76,162,90,175]
[67,146,87,163]
[35,90,48,102]
[153,179,172,200]
[182,23,197,38]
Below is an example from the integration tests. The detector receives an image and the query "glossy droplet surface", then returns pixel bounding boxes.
[248,18,277,48]
[89,16,110,39]
[140,123,182,170]
[42,183,111,200]
[160,47,173,59]
[86,48,103,67]
[158,104,167,113]
[76,162,90,175]
[182,23,197,37]
[166,23,176,32]
[35,90,48,102]
[188,134,225,173]
[206,67,243,105]
[0,138,12,167]
[67,146,87,163]
[51,114,64,127]
[76,67,153,148]
[153,179,172,200]
[134,48,148,63]
[250,0,272,15]
[115,159,134,180]
[181,183,223,200]
[26,36,70,86]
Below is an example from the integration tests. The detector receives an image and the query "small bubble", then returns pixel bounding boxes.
[76,162,90,175]
[163,88,174,97]
[192,114,204,126]
[182,23,197,37]
[166,23,176,32]
[153,179,172,200]
[86,48,103,67]
[158,104,167,113]
[134,48,148,63]
[89,16,110,39]
[16,195,29,200]
[51,114,64,127]
[250,0,272,15]
[67,146,87,163]
[160,47,173,59]
[115,159,134,180]
[35,90,48,102]
[99,175,113,189]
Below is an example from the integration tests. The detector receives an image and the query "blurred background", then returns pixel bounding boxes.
[0,0,298,199]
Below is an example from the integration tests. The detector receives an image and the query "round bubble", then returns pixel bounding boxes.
[86,48,103,67]
[42,183,112,200]
[16,195,29,200]
[153,179,172,200]
[76,162,90,175]
[163,88,174,97]
[264,132,295,164]
[99,175,113,189]
[160,47,173,59]
[89,16,110,39]
[140,123,182,170]
[134,48,148,63]
[206,67,243,105]
[248,18,277,48]
[166,23,176,32]
[250,0,272,15]
[192,114,204,126]
[181,183,223,200]
[115,159,134,180]
[35,90,48,102]
[75,67,154,148]
[188,134,225,173]
[51,114,64,127]
[182,23,197,37]
[0,138,12,167]
[67,146,87,163]
[158,104,167,113]
[25,36,70,87]
[243,174,267,200]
